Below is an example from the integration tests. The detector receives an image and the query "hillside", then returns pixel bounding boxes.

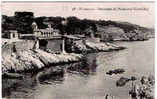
[2,12,154,41]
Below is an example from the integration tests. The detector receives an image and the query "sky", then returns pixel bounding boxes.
[2,2,155,28]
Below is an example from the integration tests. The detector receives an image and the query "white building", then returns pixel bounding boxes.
[32,22,60,38]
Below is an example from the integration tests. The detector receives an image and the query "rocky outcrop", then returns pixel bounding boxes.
[2,49,82,74]
[73,40,126,53]
[129,75,154,99]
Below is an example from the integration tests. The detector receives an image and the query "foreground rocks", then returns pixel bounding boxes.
[116,77,130,87]
[129,75,154,99]
[115,75,154,98]
[116,76,137,87]
[106,68,125,75]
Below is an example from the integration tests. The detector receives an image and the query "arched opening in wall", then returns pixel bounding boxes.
[39,39,48,50]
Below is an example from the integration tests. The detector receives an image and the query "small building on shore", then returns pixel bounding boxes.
[2,22,64,53]
[31,22,64,53]
[2,30,19,39]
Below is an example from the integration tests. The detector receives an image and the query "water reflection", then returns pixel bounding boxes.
[67,53,98,75]
[37,53,98,85]
[37,66,65,84]
[2,39,154,99]
[2,74,37,98]
[2,53,98,98]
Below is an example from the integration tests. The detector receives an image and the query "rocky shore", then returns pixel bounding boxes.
[72,40,126,53]
[2,49,82,74]
[2,39,126,74]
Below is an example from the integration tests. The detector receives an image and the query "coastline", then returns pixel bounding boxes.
[2,39,126,75]
[2,49,83,74]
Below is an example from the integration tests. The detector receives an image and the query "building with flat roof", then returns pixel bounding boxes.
[32,22,60,38]
[2,30,19,39]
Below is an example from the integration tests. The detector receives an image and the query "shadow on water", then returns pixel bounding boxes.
[2,73,37,98]
[2,53,98,98]
[67,53,98,75]
[36,66,65,85]
[36,53,98,84]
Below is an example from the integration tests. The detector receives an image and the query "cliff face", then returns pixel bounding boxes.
[2,49,82,74]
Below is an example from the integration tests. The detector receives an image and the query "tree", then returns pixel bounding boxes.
[34,17,47,29]
[14,12,34,34]
[2,15,16,32]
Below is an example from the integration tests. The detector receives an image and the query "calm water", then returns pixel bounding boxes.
[2,39,154,99]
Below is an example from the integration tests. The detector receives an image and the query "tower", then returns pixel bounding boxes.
[32,22,38,30]
[32,22,38,36]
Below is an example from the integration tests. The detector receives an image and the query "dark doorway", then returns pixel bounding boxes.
[39,39,48,50]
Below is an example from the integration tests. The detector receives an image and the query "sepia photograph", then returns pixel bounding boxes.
[1,1,155,99]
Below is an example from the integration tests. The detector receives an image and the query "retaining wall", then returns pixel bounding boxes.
[2,40,35,55]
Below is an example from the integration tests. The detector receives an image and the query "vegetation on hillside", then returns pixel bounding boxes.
[2,11,154,41]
